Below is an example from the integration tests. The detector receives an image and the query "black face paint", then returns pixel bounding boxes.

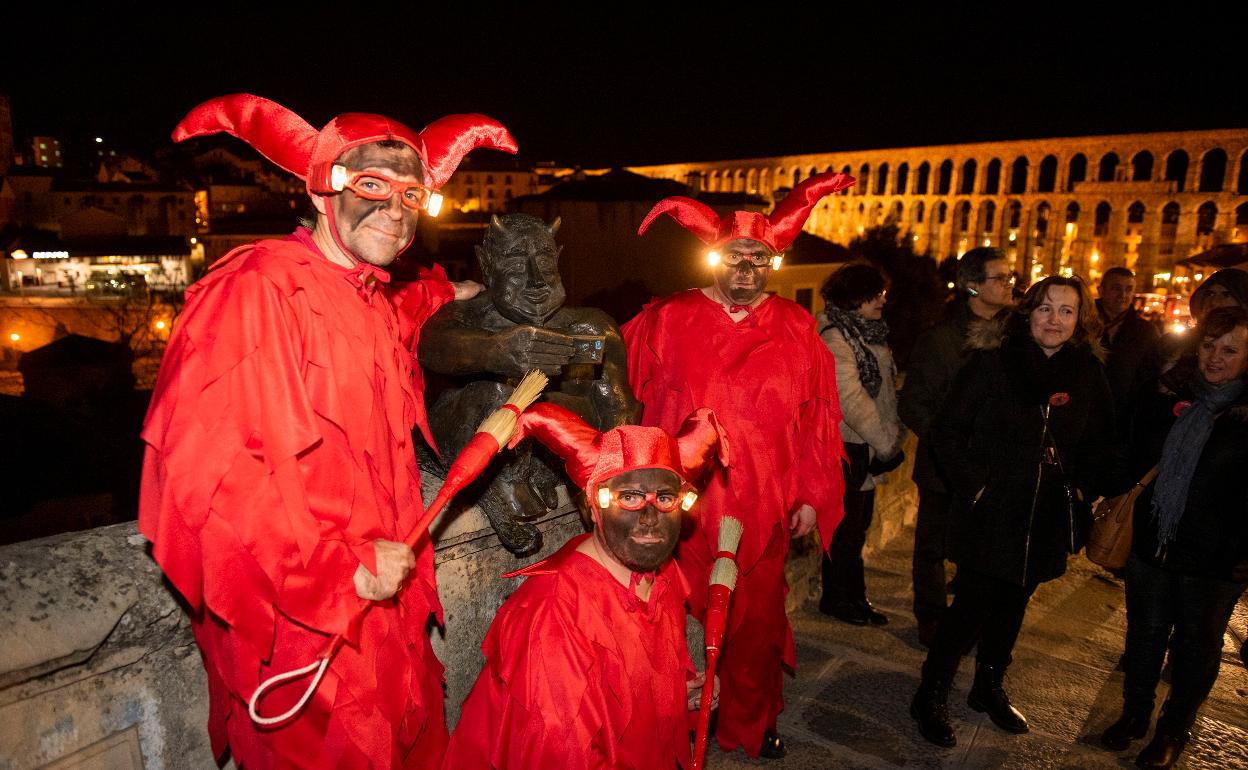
[597,469,683,573]
[327,143,424,267]
[712,238,771,305]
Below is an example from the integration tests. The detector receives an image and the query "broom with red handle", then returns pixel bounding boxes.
[692,515,743,770]
[247,370,549,726]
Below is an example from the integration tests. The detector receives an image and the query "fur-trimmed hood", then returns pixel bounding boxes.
[965,315,1106,361]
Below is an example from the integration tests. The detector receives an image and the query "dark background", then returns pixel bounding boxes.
[4,3,1244,168]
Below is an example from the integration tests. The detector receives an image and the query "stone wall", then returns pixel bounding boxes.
[0,438,919,769]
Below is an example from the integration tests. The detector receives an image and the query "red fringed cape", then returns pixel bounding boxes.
[139,228,454,769]
[443,535,694,769]
[621,289,846,756]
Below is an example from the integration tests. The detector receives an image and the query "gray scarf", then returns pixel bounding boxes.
[822,307,889,398]
[1151,375,1245,554]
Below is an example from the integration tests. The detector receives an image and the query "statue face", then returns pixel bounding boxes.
[480,215,566,325]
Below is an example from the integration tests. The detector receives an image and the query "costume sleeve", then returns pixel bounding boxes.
[140,266,372,651]
[481,595,608,770]
[620,305,658,409]
[388,263,456,351]
[897,326,944,441]
[930,350,991,498]
[796,334,847,552]
[823,329,900,455]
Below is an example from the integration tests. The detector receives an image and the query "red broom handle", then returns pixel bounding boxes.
[692,583,733,769]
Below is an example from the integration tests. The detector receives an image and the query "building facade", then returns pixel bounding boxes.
[628,129,1248,292]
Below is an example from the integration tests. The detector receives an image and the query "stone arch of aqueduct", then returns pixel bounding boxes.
[630,129,1248,287]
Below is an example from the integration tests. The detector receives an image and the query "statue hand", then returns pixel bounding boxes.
[493,325,575,377]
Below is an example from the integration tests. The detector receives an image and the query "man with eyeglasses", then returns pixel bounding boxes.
[443,402,727,769]
[621,172,853,760]
[138,94,515,770]
[899,246,1016,647]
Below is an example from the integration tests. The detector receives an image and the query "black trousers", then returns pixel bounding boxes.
[912,487,953,623]
[922,567,1036,681]
[1122,554,1247,732]
[820,487,876,607]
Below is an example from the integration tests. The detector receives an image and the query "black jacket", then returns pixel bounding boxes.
[1116,360,1248,582]
[899,301,978,493]
[1098,302,1160,430]
[933,327,1115,587]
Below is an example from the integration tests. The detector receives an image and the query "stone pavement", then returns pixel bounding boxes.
[703,526,1248,770]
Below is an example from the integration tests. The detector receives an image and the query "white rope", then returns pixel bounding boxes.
[247,657,330,726]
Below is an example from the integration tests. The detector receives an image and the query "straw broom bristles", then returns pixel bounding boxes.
[717,515,743,555]
[709,554,738,590]
[710,515,743,589]
[477,370,548,447]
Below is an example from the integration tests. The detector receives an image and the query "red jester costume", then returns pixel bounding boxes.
[138,94,516,769]
[443,403,729,769]
[621,171,854,759]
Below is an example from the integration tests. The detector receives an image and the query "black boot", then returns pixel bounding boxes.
[967,662,1029,734]
[759,728,786,759]
[1100,711,1150,751]
[910,676,957,747]
[1135,729,1189,769]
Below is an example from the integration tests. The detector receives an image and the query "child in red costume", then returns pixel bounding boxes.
[443,403,728,769]
[621,171,854,759]
[139,94,515,769]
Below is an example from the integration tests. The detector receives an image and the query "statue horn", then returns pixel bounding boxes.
[549,217,562,235]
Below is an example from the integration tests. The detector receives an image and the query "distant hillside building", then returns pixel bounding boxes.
[628,129,1248,293]
[29,136,64,169]
[0,91,12,176]
[439,156,558,214]
[1,169,196,291]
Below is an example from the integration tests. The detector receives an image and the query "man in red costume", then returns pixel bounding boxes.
[621,171,854,759]
[138,94,516,769]
[442,402,728,769]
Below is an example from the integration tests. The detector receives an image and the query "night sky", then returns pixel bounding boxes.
[4,4,1244,168]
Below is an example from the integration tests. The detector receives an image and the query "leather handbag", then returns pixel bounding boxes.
[1086,466,1159,570]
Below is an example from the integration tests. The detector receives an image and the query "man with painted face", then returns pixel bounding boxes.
[418,213,639,553]
[442,402,728,769]
[621,171,854,759]
[138,95,516,770]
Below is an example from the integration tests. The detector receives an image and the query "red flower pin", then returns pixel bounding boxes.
[1049,392,1070,407]
[1173,400,1191,417]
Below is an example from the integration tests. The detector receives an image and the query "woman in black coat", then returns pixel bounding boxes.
[1098,306,1248,769]
[910,275,1115,748]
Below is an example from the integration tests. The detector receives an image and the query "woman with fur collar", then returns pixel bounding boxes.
[1098,306,1248,769]
[911,275,1114,748]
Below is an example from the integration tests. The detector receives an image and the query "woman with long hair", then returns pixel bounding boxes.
[910,275,1115,747]
[1099,306,1248,769]
[816,263,905,625]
